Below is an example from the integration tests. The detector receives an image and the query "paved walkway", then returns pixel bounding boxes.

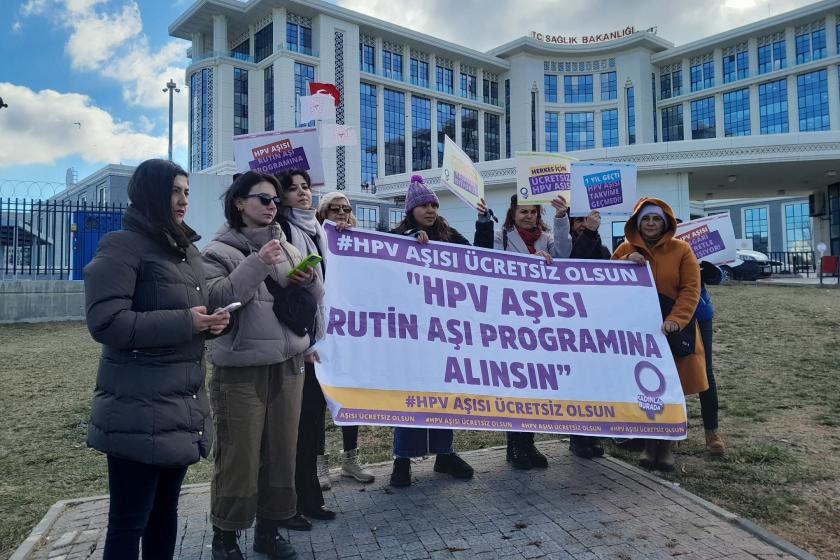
[17,441,812,560]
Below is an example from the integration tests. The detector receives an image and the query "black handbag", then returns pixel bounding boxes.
[657,293,697,357]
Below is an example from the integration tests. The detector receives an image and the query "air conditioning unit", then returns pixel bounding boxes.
[809,191,826,217]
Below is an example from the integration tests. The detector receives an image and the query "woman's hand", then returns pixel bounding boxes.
[288,266,314,285]
[550,196,568,218]
[477,198,488,218]
[585,211,601,231]
[258,239,285,265]
[415,230,430,245]
[535,250,553,265]
[190,306,230,334]
[335,222,351,232]
[304,350,321,364]
[662,320,680,335]
[627,252,646,266]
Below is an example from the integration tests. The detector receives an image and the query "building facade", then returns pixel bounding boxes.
[170,0,840,255]
[50,165,135,206]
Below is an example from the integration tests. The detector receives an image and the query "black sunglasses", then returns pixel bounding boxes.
[327,205,352,214]
[243,193,282,206]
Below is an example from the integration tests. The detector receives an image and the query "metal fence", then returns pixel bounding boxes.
[766,250,817,277]
[0,198,127,280]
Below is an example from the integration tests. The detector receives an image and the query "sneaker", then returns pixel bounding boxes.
[299,505,336,521]
[433,453,474,479]
[212,527,244,560]
[316,454,331,490]
[569,435,595,459]
[277,513,311,531]
[522,438,548,468]
[390,458,411,487]
[340,448,375,483]
[506,439,532,470]
[705,430,726,455]
[253,519,298,560]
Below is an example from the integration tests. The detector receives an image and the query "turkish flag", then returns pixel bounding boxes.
[308,82,341,106]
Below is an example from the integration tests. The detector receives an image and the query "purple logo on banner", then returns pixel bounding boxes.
[583,170,623,209]
[529,172,570,196]
[634,361,666,420]
[249,146,310,174]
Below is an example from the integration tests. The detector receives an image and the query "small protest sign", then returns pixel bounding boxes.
[570,162,637,216]
[232,128,325,186]
[675,214,737,264]
[440,135,484,210]
[515,152,575,205]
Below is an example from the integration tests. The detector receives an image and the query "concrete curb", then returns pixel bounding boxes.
[600,455,818,560]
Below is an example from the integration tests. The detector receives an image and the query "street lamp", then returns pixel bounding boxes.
[162,79,180,161]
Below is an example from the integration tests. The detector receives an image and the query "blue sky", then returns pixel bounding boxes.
[0,0,814,198]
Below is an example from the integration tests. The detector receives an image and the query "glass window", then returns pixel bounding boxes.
[483,78,499,105]
[505,80,511,158]
[626,86,636,144]
[286,21,312,55]
[690,61,714,92]
[796,27,826,64]
[797,69,829,132]
[410,58,428,87]
[661,104,684,142]
[564,112,594,151]
[436,67,453,94]
[384,89,405,175]
[743,207,769,253]
[611,221,626,251]
[359,83,377,184]
[600,71,617,101]
[545,112,559,152]
[460,72,477,100]
[690,97,716,139]
[437,102,455,166]
[231,39,250,61]
[784,202,812,251]
[723,88,750,136]
[723,50,749,83]
[189,68,211,171]
[359,43,375,73]
[758,39,786,74]
[671,69,683,97]
[461,107,479,162]
[383,49,403,81]
[264,65,274,131]
[484,113,500,161]
[254,23,272,63]
[356,205,379,230]
[564,75,593,103]
[601,108,618,147]
[411,96,432,171]
[544,74,558,103]
[233,67,248,135]
[294,62,315,127]
[660,71,672,100]
[758,78,789,134]
[388,208,404,230]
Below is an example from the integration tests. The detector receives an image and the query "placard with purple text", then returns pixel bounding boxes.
[674,214,737,264]
[515,152,575,205]
[569,162,637,216]
[232,128,325,186]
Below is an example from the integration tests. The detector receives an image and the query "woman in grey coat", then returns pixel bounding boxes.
[202,171,324,560]
[84,159,230,560]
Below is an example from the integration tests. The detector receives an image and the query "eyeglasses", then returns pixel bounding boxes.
[327,205,352,214]
[243,193,282,206]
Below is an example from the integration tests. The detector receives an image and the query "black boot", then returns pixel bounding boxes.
[212,526,244,560]
[569,435,595,459]
[506,433,532,470]
[253,518,298,559]
[590,438,605,458]
[433,453,474,478]
[521,433,548,468]
[390,457,411,487]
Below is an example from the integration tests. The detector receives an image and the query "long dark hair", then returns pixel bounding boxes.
[126,159,191,247]
[276,169,312,193]
[502,194,548,232]
[221,171,283,230]
[392,211,458,242]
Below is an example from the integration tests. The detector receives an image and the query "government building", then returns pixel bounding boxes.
[169,0,840,256]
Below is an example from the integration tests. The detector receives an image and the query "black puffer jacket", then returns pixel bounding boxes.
[84,206,213,467]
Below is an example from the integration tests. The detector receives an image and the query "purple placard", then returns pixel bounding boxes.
[248,146,311,174]
[583,170,623,209]
[333,407,687,438]
[529,172,570,196]
[684,230,725,259]
[324,223,652,287]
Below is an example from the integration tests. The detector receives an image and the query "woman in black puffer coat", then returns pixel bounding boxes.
[84,159,230,560]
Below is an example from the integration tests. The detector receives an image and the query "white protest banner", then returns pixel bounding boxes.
[232,128,325,186]
[515,152,575,205]
[315,222,688,440]
[299,93,337,122]
[675,214,738,264]
[320,124,358,148]
[569,162,638,216]
[440,135,484,210]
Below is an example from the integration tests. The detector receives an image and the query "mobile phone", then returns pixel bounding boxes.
[214,302,242,315]
[286,253,323,278]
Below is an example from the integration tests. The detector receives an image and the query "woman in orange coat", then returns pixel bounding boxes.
[612,198,708,471]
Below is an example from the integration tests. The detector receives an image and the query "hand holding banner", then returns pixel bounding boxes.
[299,93,337,122]
[675,214,737,264]
[440,135,484,210]
[569,162,638,216]
[515,152,575,205]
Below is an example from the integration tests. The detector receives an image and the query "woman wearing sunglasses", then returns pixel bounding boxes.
[315,192,378,485]
[202,171,323,560]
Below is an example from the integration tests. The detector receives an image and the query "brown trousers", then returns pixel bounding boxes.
[209,357,304,530]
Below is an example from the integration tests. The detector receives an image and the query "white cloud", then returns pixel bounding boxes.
[12,21,23,32]
[0,82,167,167]
[65,2,142,71]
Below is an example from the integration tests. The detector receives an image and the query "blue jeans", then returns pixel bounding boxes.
[393,428,453,458]
[104,455,188,560]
